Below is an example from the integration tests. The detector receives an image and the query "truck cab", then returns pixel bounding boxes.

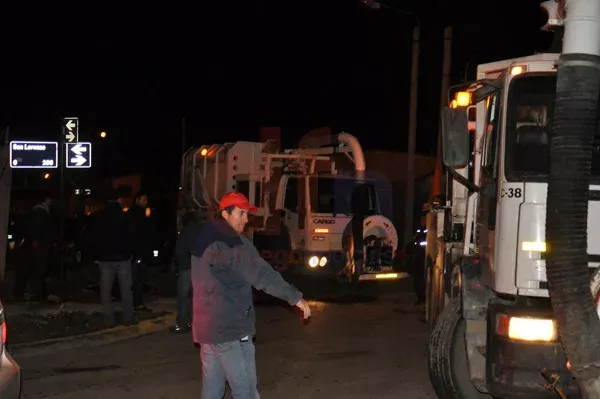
[264,172,397,279]
[427,53,600,397]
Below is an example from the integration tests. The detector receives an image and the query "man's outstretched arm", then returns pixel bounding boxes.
[235,241,311,318]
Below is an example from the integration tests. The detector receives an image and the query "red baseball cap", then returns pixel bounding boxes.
[219,192,258,213]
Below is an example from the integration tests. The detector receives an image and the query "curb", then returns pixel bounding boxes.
[9,312,177,359]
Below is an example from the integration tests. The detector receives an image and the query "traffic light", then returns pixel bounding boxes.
[540,0,565,31]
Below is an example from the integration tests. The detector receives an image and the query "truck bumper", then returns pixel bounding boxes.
[486,302,580,398]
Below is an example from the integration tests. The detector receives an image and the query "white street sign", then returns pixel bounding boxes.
[63,117,79,143]
[66,142,92,168]
[10,141,58,169]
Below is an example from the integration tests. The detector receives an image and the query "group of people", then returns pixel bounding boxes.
[14,187,156,327]
[16,188,311,398]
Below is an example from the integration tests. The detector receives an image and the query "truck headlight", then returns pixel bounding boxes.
[496,314,557,342]
[308,256,319,268]
[319,256,327,267]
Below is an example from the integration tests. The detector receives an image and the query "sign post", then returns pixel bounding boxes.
[59,117,79,279]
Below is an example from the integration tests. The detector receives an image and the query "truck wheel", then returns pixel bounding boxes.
[428,297,489,398]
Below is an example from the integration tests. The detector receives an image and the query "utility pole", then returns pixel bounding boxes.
[181,116,187,157]
[430,27,452,201]
[0,126,12,281]
[59,128,65,279]
[440,27,453,111]
[439,26,453,203]
[403,23,420,245]
[358,0,421,245]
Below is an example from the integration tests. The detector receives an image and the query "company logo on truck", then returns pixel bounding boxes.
[313,219,335,224]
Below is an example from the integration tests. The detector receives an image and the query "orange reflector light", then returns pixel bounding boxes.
[455,91,471,107]
[510,65,527,76]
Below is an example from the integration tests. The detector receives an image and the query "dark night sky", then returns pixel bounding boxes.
[0,1,553,186]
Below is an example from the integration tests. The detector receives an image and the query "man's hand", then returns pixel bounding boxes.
[295,299,311,319]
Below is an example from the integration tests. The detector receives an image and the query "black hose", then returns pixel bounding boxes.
[546,53,600,386]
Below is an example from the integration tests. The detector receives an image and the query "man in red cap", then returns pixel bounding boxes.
[216,191,259,233]
[191,191,311,399]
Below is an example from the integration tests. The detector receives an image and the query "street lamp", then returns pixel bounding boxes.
[100,131,107,138]
[359,0,420,245]
[43,173,50,179]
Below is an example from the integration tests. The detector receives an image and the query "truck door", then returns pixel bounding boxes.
[282,176,304,250]
[477,92,501,275]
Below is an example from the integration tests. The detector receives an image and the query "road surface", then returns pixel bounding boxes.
[17,280,437,398]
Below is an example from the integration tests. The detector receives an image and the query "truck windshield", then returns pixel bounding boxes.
[505,73,600,181]
[310,176,378,215]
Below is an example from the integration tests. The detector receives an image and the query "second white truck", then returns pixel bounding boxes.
[179,132,401,282]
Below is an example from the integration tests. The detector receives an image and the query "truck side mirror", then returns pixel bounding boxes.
[440,107,470,167]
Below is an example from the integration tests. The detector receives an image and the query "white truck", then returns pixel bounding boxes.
[426,3,600,397]
[178,132,401,282]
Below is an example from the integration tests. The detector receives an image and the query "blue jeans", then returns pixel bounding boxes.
[200,338,260,399]
[177,269,192,326]
[99,258,134,326]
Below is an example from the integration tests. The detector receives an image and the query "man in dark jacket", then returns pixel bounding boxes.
[128,191,154,311]
[192,192,311,399]
[171,208,207,333]
[88,186,136,326]
[14,195,57,301]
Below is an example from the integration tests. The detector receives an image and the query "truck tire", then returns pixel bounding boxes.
[428,297,489,398]
[426,262,444,329]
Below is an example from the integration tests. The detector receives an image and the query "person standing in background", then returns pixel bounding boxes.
[87,186,136,327]
[14,195,57,302]
[171,208,207,333]
[129,191,155,311]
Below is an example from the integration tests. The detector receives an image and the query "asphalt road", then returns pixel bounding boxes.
[17,280,437,399]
